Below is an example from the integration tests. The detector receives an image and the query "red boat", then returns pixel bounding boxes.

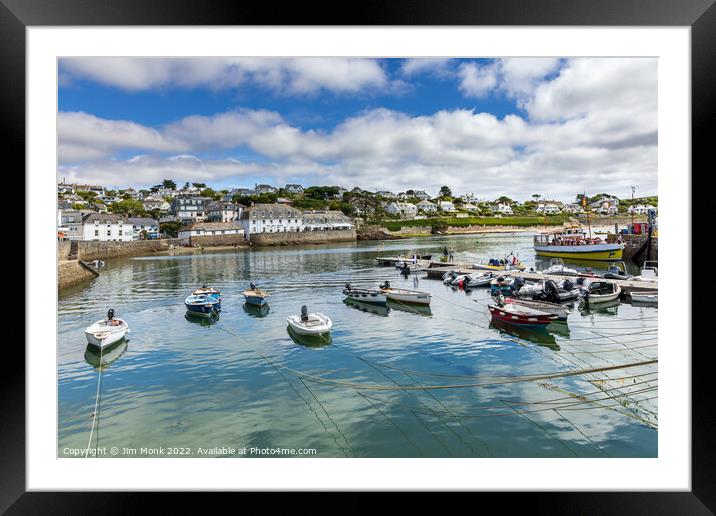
[488,303,558,326]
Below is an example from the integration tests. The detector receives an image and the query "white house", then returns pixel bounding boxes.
[461,193,479,204]
[628,204,657,214]
[376,191,397,199]
[171,196,212,222]
[536,203,562,214]
[207,201,243,222]
[416,199,437,213]
[493,203,513,215]
[462,203,479,211]
[128,217,160,240]
[562,203,585,214]
[79,213,134,241]
[143,197,171,212]
[439,201,456,212]
[255,184,278,194]
[386,202,418,219]
[239,203,303,239]
[302,210,355,231]
[414,191,430,200]
[284,184,304,194]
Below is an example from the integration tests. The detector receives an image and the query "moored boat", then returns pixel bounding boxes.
[287,305,333,336]
[488,300,558,326]
[243,283,270,306]
[184,293,221,317]
[379,281,431,305]
[343,283,387,305]
[473,253,526,271]
[633,261,658,282]
[192,285,221,299]
[579,280,622,304]
[464,272,496,288]
[602,260,632,280]
[630,290,658,305]
[501,297,571,321]
[534,221,623,261]
[84,309,129,349]
[540,258,580,276]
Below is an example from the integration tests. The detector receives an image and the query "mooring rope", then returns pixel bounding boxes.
[85,344,105,458]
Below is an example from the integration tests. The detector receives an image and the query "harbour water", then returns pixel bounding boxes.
[58,232,657,458]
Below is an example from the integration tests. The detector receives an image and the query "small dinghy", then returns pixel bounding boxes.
[192,285,221,299]
[602,261,632,280]
[185,293,220,317]
[501,297,571,321]
[630,290,658,305]
[287,305,332,336]
[464,272,496,288]
[489,276,515,295]
[379,281,431,305]
[579,280,622,304]
[243,282,270,306]
[84,309,129,349]
[540,258,580,276]
[488,297,557,326]
[343,283,387,304]
[473,253,526,271]
[532,278,581,303]
[633,261,658,283]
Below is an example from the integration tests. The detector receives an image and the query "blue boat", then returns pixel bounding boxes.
[184,294,220,317]
[243,283,270,306]
[192,285,221,309]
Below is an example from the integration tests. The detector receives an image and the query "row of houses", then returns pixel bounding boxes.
[57,211,160,242]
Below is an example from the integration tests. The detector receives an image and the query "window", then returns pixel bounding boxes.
[107,230,111,236]
[94,230,99,236]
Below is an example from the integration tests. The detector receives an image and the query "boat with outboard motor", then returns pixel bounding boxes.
[84,309,129,348]
[184,293,221,317]
[379,281,431,305]
[633,261,658,283]
[602,260,632,280]
[473,252,526,271]
[343,283,387,304]
[578,279,622,304]
[630,290,658,305]
[243,283,270,306]
[287,305,332,336]
[540,258,580,276]
[488,294,558,326]
[499,296,571,321]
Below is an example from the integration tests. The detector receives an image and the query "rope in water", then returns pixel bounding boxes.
[85,344,105,458]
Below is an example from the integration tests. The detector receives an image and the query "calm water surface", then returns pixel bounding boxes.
[58,233,657,458]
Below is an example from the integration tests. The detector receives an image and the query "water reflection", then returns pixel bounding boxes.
[489,319,560,350]
[84,340,128,369]
[243,302,271,318]
[386,300,432,317]
[287,325,332,348]
[344,298,390,317]
[579,299,621,316]
[185,311,220,325]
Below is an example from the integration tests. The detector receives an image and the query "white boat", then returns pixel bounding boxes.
[84,309,129,349]
[287,306,333,336]
[464,272,496,288]
[630,290,658,305]
[633,261,658,283]
[540,258,580,276]
[343,283,387,304]
[379,281,431,305]
[579,280,622,304]
[501,297,571,321]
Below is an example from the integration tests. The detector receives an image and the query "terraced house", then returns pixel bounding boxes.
[239,203,303,239]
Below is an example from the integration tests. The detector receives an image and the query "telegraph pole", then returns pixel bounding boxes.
[631,186,635,228]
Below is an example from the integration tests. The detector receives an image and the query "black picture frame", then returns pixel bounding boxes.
[6,0,709,511]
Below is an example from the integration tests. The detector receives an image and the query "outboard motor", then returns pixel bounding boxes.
[300,305,309,322]
[575,277,586,286]
[380,281,390,290]
[345,283,351,291]
[107,308,115,321]
[512,277,525,293]
[250,282,257,290]
[563,278,574,291]
[543,279,558,303]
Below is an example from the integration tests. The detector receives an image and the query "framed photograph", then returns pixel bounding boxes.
[7,0,710,509]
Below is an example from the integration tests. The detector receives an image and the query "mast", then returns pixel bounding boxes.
[584,191,592,239]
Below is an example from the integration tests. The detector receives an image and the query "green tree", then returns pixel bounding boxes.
[162,179,177,190]
[160,221,184,238]
[108,199,145,217]
[192,182,207,189]
[439,186,452,198]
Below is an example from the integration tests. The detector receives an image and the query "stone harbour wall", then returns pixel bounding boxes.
[73,238,181,261]
[188,234,247,247]
[58,261,96,289]
[250,229,357,246]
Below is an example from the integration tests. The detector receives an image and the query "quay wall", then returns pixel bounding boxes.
[58,261,95,289]
[608,234,658,263]
[250,229,356,246]
[71,239,181,261]
[188,234,247,247]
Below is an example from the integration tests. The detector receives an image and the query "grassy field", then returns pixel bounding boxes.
[382,215,570,231]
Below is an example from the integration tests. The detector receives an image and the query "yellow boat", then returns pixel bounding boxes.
[534,222,623,261]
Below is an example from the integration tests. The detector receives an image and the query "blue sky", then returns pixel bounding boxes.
[57,57,657,202]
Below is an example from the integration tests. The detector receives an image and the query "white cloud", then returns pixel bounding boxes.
[400,58,453,77]
[58,58,657,201]
[60,57,391,95]
[457,62,499,98]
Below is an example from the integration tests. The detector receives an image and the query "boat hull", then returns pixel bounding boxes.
[244,295,268,306]
[488,306,556,326]
[534,244,623,261]
[185,302,219,317]
[504,298,570,321]
[84,323,128,349]
[382,290,431,306]
[343,290,387,304]
[286,314,332,336]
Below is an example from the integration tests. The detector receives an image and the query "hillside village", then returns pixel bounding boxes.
[57,179,658,244]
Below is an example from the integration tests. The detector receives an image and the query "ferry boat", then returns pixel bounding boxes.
[533,221,623,261]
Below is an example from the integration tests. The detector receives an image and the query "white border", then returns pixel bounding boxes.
[28,27,690,490]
